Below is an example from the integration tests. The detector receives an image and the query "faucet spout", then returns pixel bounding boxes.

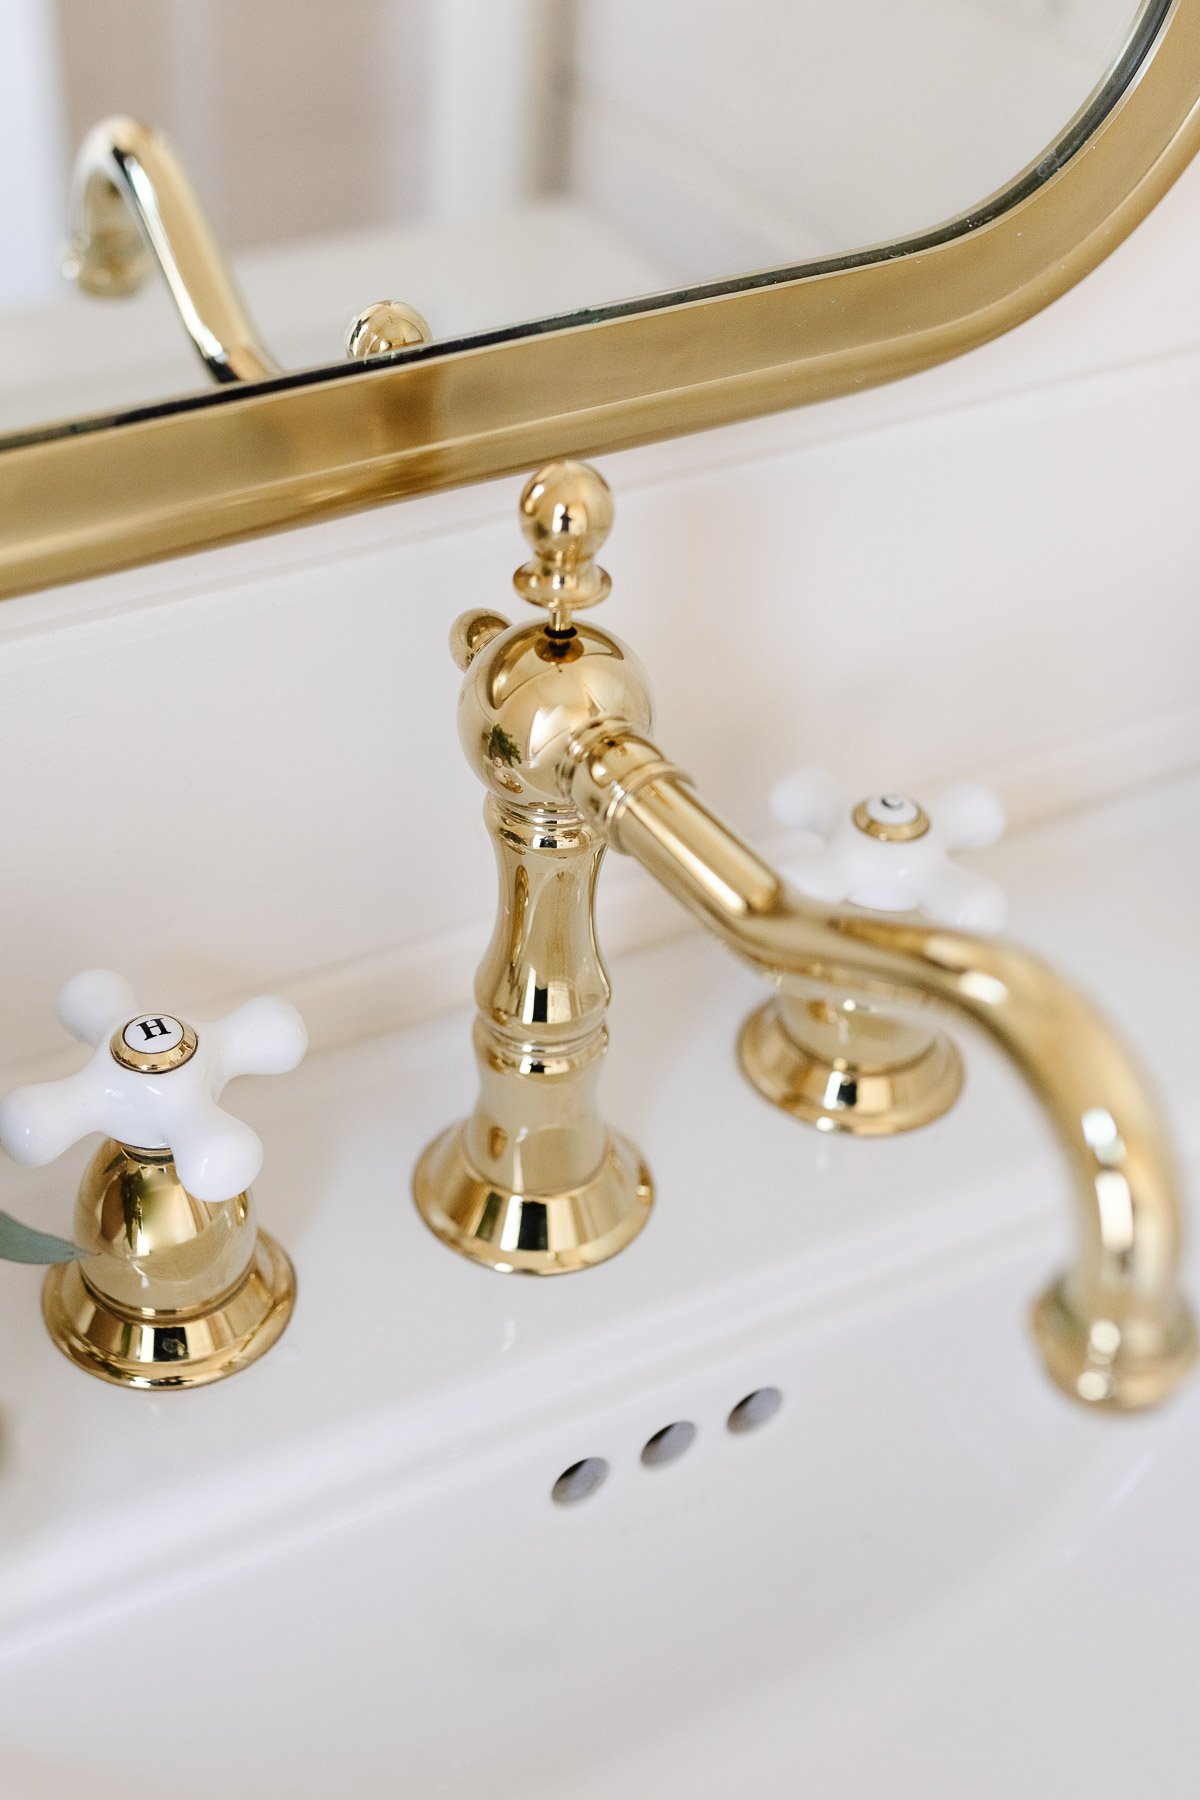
[420,458,1196,1411]
[64,116,281,384]
[569,725,1197,1412]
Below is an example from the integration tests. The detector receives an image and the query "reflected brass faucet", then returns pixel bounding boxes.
[415,460,1197,1413]
[63,116,431,384]
[64,116,282,383]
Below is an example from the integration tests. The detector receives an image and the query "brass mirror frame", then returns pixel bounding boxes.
[0,0,1196,601]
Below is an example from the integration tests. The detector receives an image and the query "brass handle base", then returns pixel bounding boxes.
[1032,1277,1198,1412]
[738,996,963,1136]
[414,1124,652,1275]
[41,1229,294,1391]
[39,1138,295,1390]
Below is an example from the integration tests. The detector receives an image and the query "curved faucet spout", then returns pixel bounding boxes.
[64,116,281,384]
[570,725,1197,1413]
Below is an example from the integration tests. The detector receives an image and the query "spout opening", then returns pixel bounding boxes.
[1032,1276,1197,1413]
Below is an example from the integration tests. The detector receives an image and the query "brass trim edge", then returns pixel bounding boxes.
[852,799,932,842]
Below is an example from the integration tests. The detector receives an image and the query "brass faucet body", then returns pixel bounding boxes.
[413,481,656,1271]
[44,1142,293,1390]
[416,461,1197,1412]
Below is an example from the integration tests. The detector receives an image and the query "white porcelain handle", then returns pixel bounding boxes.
[770,768,1007,931]
[0,971,307,1203]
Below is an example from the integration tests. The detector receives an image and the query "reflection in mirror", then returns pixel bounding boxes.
[0,0,1150,434]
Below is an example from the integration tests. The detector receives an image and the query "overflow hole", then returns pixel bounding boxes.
[551,1457,609,1505]
[640,1420,697,1467]
[726,1387,783,1434]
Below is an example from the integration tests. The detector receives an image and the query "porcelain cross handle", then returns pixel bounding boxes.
[0,970,306,1203]
[770,767,1008,930]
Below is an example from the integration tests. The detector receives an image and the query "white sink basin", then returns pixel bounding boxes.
[0,773,1197,1798]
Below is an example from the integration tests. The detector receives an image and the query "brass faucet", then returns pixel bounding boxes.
[0,971,306,1390]
[63,116,283,383]
[414,460,1197,1413]
[62,115,430,384]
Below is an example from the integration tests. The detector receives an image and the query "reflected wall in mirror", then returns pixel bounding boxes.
[0,0,1146,434]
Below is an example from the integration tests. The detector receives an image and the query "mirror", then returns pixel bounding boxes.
[0,0,1155,436]
[0,0,1192,605]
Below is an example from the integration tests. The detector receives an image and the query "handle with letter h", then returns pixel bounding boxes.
[0,970,306,1390]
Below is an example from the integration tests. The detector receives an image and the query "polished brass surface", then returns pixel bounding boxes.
[345,301,433,360]
[43,1137,294,1389]
[449,609,510,672]
[513,460,614,628]
[63,116,281,383]
[414,467,655,1272]
[109,1013,198,1074]
[0,2,1195,598]
[415,1121,652,1275]
[739,993,963,1135]
[423,461,1196,1411]
[574,736,1197,1412]
[411,796,655,1272]
[742,790,954,1134]
[852,796,931,842]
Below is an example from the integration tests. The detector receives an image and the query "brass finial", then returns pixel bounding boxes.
[345,300,432,360]
[513,460,613,631]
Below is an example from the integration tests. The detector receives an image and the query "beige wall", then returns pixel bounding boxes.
[48,0,1143,270]
[54,0,432,248]
[567,0,1141,277]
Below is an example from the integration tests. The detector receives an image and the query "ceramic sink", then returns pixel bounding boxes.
[0,772,1196,1799]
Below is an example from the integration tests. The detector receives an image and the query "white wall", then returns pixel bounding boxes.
[567,0,1139,276]
[52,0,434,250]
[0,0,67,304]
